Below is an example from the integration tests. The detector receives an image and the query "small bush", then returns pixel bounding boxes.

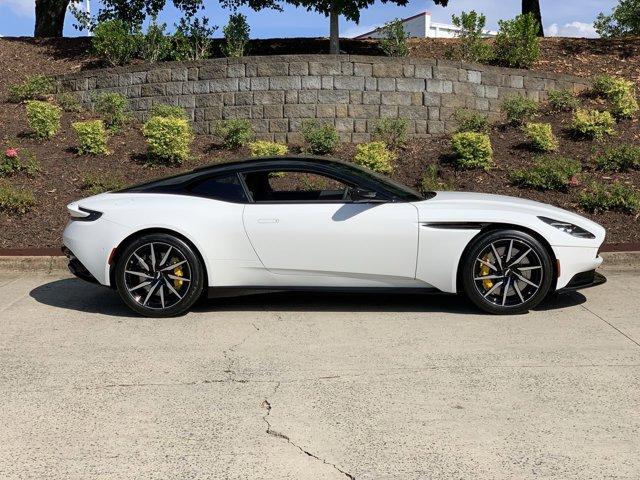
[592,74,639,119]
[94,92,128,131]
[301,121,340,154]
[221,13,250,58]
[420,164,452,192]
[171,16,217,61]
[1,147,40,177]
[579,181,639,214]
[501,95,538,124]
[72,120,110,155]
[454,109,489,133]
[214,119,253,149]
[143,116,193,164]
[379,19,409,57]
[372,117,408,149]
[91,19,137,66]
[450,11,493,63]
[523,123,558,152]
[8,75,55,103]
[547,89,578,112]
[353,142,396,174]
[82,173,124,195]
[572,109,616,139]
[510,156,581,191]
[451,132,493,170]
[0,182,35,214]
[595,145,640,172]
[150,103,188,120]
[56,92,83,113]
[248,141,288,157]
[494,13,541,68]
[136,17,171,63]
[25,100,61,139]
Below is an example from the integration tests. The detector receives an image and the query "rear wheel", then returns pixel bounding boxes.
[461,229,553,315]
[115,233,204,317]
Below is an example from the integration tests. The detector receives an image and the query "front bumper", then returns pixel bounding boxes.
[558,270,606,292]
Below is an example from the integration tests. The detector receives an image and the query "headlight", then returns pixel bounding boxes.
[538,216,595,239]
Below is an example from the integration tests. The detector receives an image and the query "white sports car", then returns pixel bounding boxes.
[63,156,606,317]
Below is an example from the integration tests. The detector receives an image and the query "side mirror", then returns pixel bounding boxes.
[351,188,383,203]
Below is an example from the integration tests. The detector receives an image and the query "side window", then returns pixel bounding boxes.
[188,174,247,203]
[243,170,352,202]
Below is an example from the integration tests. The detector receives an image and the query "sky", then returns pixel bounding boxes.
[0,0,620,38]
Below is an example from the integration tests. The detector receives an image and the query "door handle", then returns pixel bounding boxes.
[258,218,279,223]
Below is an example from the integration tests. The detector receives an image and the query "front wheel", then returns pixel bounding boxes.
[115,233,204,317]
[461,230,554,315]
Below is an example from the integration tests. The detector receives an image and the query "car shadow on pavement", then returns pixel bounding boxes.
[30,278,588,317]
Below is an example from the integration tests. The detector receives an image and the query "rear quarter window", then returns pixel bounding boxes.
[187,174,247,203]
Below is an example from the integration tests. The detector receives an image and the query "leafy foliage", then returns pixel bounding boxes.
[1,147,39,177]
[592,75,639,118]
[172,15,217,61]
[214,119,253,149]
[372,117,408,149]
[595,145,640,172]
[501,94,538,125]
[72,120,110,155]
[494,13,540,69]
[143,116,193,164]
[595,0,640,38]
[579,181,639,214]
[300,121,340,154]
[136,17,172,62]
[0,182,35,214]
[91,19,138,66]
[419,164,451,193]
[25,101,61,139]
[379,19,409,57]
[8,75,56,104]
[82,173,125,194]
[571,109,616,140]
[510,156,581,191]
[221,13,250,58]
[94,92,128,131]
[353,141,396,174]
[451,132,493,170]
[522,122,558,152]
[449,11,493,63]
[150,103,188,120]
[454,109,489,133]
[547,89,578,112]
[248,141,288,157]
[56,92,83,112]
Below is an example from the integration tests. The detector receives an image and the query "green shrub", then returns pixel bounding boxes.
[82,173,124,195]
[510,156,581,191]
[353,141,396,174]
[379,19,409,57]
[592,74,639,118]
[56,92,83,113]
[0,182,35,214]
[595,145,640,172]
[94,92,128,131]
[91,19,137,66]
[494,13,540,68]
[1,147,40,177]
[248,141,288,157]
[579,181,639,214]
[214,119,253,149]
[523,123,558,152]
[25,101,61,139]
[8,75,55,103]
[419,164,452,193]
[450,11,493,63]
[143,116,193,164]
[221,13,250,58]
[171,16,217,61]
[572,109,616,139]
[501,94,538,124]
[451,132,493,170]
[547,89,578,112]
[136,17,171,62]
[301,121,340,154]
[72,120,110,155]
[150,103,188,120]
[454,109,489,133]
[372,117,408,149]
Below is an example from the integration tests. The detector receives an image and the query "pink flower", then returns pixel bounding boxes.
[5,148,18,159]
[568,175,580,187]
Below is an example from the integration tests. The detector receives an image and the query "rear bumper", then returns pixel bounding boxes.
[558,270,606,292]
[62,246,98,284]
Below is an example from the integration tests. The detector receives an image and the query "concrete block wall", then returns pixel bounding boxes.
[57,55,591,143]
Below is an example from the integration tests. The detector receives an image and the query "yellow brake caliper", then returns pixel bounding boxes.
[480,254,494,291]
[171,257,184,289]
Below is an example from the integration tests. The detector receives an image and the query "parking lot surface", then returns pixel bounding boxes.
[1,264,639,480]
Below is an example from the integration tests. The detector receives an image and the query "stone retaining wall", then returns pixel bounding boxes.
[57,55,591,142]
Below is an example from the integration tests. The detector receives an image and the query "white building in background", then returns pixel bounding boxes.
[354,11,497,39]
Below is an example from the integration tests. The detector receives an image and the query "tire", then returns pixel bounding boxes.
[461,229,553,315]
[115,233,205,317]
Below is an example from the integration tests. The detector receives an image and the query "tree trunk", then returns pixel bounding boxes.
[35,0,70,37]
[329,2,340,54]
[522,0,544,37]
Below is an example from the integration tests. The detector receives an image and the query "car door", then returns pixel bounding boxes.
[241,168,419,279]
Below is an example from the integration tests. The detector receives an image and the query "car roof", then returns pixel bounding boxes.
[190,155,354,174]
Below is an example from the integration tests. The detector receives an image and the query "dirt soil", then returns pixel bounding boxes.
[1,36,639,248]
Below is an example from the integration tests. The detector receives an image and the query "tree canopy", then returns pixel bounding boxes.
[595,0,640,37]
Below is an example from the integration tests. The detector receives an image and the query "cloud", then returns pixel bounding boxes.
[0,0,34,17]
[547,21,598,38]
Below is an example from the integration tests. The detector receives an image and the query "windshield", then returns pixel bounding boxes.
[330,162,424,201]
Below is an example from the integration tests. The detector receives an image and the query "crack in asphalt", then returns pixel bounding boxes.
[261,382,355,480]
[222,322,261,379]
[580,304,640,349]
